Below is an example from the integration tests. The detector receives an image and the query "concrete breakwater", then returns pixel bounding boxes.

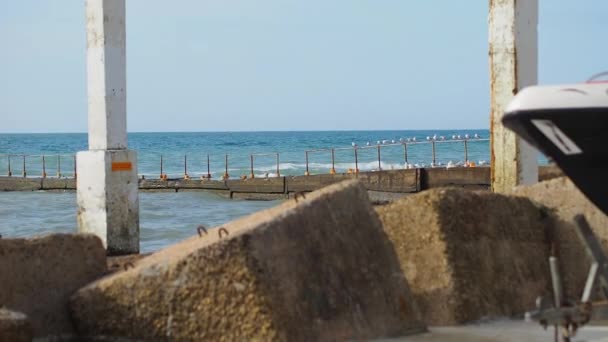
[0,166,561,201]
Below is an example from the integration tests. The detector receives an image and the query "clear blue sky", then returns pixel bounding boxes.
[0,1,606,133]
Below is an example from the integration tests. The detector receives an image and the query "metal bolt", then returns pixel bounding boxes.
[197,225,208,237]
[218,227,229,238]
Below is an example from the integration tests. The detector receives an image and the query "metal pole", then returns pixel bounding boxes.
[330,149,336,174]
[432,141,436,166]
[403,143,408,166]
[73,155,77,179]
[160,155,164,179]
[354,147,359,173]
[224,154,229,179]
[207,154,211,179]
[305,151,309,176]
[57,154,61,178]
[276,153,280,177]
[22,155,26,178]
[464,140,469,166]
[184,154,189,179]
[377,145,381,171]
[250,155,255,179]
[42,155,47,178]
[7,155,11,177]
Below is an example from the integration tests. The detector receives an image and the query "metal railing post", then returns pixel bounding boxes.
[184,154,190,179]
[7,155,11,177]
[73,155,77,179]
[305,151,310,176]
[377,145,382,171]
[22,155,26,178]
[432,141,436,166]
[354,147,359,173]
[403,143,408,167]
[330,149,336,175]
[464,139,469,166]
[57,154,61,178]
[207,154,211,179]
[223,154,229,180]
[250,155,255,179]
[276,153,280,177]
[160,155,164,179]
[42,155,47,178]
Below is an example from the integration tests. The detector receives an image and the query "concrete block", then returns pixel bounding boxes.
[421,167,490,190]
[511,177,608,299]
[0,234,107,337]
[138,178,169,190]
[70,180,426,341]
[286,173,354,193]
[0,309,32,342]
[358,169,418,193]
[227,177,285,193]
[171,179,229,190]
[41,177,69,190]
[377,188,552,325]
[0,177,42,191]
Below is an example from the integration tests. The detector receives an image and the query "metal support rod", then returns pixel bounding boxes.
[377,145,382,170]
[7,155,11,177]
[305,151,309,176]
[207,154,211,178]
[330,149,336,174]
[464,139,469,165]
[22,155,26,178]
[403,143,408,165]
[184,154,188,179]
[432,141,436,166]
[57,155,61,178]
[276,153,280,177]
[73,155,77,179]
[160,155,164,179]
[354,147,359,172]
[250,155,255,178]
[224,154,229,179]
[42,155,46,178]
[549,256,563,309]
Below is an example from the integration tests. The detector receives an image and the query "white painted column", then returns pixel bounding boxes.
[77,0,139,255]
[489,0,539,193]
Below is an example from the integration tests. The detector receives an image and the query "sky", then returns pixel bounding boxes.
[0,0,606,133]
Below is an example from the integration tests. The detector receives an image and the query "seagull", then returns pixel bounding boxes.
[432,134,438,140]
[474,133,480,139]
[440,136,445,141]
[352,142,356,147]
[382,139,388,144]
[412,137,416,142]
[426,136,431,141]
[406,138,411,142]
[391,139,396,144]
[452,135,457,140]
[399,138,403,142]
[465,134,470,139]
[377,140,381,145]
[366,141,371,146]
[457,135,462,139]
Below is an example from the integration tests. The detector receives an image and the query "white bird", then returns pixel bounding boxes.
[426,136,431,141]
[352,142,356,147]
[432,134,438,140]
[382,139,388,144]
[447,161,455,169]
[399,138,403,142]
[452,135,457,140]
[465,134,470,139]
[391,139,396,144]
[377,140,381,145]
[412,137,417,142]
[366,141,371,146]
[440,136,445,141]
[406,138,411,142]
[457,135,462,139]
[474,133,480,139]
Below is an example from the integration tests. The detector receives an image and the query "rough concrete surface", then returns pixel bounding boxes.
[512,177,608,300]
[377,188,552,325]
[0,308,32,342]
[0,234,107,337]
[70,180,426,341]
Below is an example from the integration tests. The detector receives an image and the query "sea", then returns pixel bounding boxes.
[0,129,526,252]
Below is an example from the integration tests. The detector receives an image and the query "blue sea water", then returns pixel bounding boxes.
[0,130,503,252]
[0,130,492,178]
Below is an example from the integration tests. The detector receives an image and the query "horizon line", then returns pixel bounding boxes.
[0,128,490,134]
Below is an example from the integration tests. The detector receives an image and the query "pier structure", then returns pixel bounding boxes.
[76,0,139,255]
[489,0,539,192]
